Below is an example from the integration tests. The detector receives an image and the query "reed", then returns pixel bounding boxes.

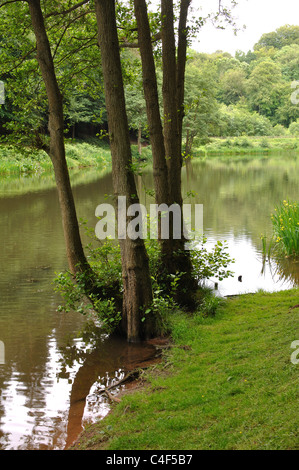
[271,200,299,257]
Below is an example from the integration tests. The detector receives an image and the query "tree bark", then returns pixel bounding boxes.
[177,0,191,152]
[28,0,89,276]
[161,0,182,206]
[134,0,196,306]
[95,0,154,342]
[134,0,169,210]
[160,0,194,287]
[137,125,142,156]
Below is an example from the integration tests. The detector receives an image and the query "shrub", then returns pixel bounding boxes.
[54,234,235,335]
[289,119,299,136]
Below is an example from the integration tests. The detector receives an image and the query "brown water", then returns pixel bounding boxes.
[0,154,298,450]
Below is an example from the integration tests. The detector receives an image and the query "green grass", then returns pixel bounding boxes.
[0,139,112,175]
[194,136,299,157]
[73,288,299,451]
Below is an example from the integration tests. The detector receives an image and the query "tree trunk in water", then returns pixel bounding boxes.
[95,0,154,342]
[28,0,89,276]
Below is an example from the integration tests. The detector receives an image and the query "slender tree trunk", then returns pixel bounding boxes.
[28,0,89,276]
[134,0,169,207]
[161,0,182,207]
[134,0,196,306]
[160,0,194,287]
[177,0,191,152]
[95,0,154,342]
[137,125,142,156]
[134,0,170,251]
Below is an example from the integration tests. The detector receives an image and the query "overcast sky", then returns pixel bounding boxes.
[191,0,299,55]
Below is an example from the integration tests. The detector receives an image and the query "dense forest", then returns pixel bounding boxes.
[1,15,299,154]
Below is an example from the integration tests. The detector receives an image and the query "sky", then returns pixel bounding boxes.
[191,0,299,55]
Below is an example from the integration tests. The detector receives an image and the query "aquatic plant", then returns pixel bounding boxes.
[271,200,299,257]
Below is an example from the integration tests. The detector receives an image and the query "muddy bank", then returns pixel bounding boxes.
[65,337,170,450]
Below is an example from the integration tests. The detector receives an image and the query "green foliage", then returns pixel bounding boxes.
[54,229,234,336]
[218,68,247,105]
[183,62,219,155]
[271,200,299,257]
[0,7,298,145]
[289,119,299,136]
[0,140,112,175]
[195,287,224,318]
[274,44,299,81]
[190,237,235,282]
[215,103,274,137]
[254,25,299,51]
[195,136,299,156]
[54,239,123,334]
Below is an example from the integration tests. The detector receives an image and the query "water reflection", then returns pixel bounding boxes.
[0,324,157,450]
[0,154,298,450]
[138,155,299,292]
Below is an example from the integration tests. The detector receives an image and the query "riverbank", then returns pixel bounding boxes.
[194,136,299,157]
[1,136,298,176]
[71,288,299,451]
[0,139,112,175]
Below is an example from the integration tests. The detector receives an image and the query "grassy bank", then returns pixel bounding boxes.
[1,136,298,176]
[194,136,299,157]
[0,139,112,175]
[73,288,299,451]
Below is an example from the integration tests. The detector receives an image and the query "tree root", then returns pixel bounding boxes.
[97,368,145,403]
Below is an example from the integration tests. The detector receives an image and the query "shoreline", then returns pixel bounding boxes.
[0,136,298,177]
[69,288,299,451]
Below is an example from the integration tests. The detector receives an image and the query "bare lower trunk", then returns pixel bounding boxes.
[95,0,154,342]
[134,0,169,209]
[28,0,89,276]
[134,0,196,306]
[137,125,142,156]
[177,0,191,151]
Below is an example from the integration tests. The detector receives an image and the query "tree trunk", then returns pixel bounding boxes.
[95,0,154,342]
[161,0,182,206]
[134,0,169,208]
[134,0,170,248]
[160,0,194,288]
[137,125,142,156]
[134,0,196,306]
[177,0,191,152]
[28,0,89,276]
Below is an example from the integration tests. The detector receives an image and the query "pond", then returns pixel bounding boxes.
[0,152,298,450]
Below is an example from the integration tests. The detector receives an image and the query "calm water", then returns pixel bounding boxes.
[0,153,298,450]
